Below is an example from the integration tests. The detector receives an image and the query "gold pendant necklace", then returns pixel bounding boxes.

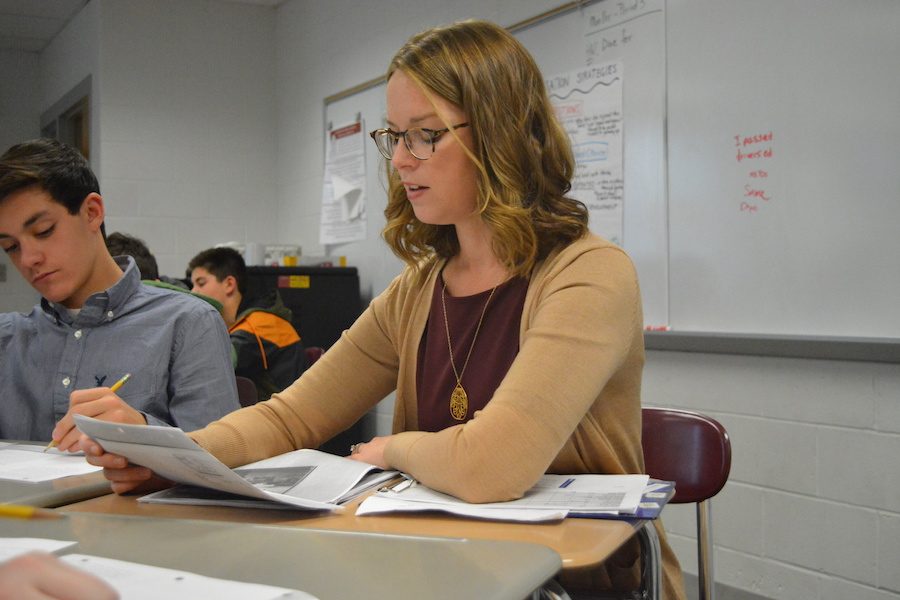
[441,280,497,421]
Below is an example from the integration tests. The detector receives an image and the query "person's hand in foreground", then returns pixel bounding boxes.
[0,552,118,600]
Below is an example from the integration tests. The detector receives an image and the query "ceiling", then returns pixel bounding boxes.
[0,0,88,52]
[0,0,283,53]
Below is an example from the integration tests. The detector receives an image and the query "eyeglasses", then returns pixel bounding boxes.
[369,123,470,160]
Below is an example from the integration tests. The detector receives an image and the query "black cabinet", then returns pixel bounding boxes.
[245,266,362,350]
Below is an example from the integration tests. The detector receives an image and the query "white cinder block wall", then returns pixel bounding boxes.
[2,0,898,598]
[2,0,277,307]
[643,352,900,599]
[34,0,279,283]
[95,0,278,278]
[0,50,40,170]
[0,49,41,312]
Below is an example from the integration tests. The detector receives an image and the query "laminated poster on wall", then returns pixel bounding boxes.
[320,120,367,245]
[546,60,625,246]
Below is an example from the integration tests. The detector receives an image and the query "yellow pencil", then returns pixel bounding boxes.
[0,504,65,520]
[43,373,132,452]
[108,373,132,394]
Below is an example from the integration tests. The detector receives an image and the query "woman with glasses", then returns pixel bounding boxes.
[87,19,684,600]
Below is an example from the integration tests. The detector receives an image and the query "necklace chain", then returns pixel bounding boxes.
[441,280,497,420]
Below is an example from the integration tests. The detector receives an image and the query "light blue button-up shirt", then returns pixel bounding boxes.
[0,257,240,441]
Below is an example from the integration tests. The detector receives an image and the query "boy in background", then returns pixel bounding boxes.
[0,139,239,448]
[105,231,161,281]
[106,231,223,312]
[188,246,307,401]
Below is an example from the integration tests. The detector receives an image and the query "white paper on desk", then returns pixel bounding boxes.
[356,495,568,522]
[0,444,100,482]
[529,474,649,514]
[74,415,389,511]
[0,537,78,562]
[380,474,648,512]
[358,473,649,521]
[61,554,319,600]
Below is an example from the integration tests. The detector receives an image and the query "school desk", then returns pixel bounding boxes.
[60,492,663,598]
[0,440,111,508]
[0,511,560,599]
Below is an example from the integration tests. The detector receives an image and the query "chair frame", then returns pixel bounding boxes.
[641,406,731,600]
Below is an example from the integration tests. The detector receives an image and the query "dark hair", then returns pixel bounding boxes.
[106,232,159,280]
[0,138,104,235]
[187,247,247,295]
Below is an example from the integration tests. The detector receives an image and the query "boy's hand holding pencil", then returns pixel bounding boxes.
[45,373,144,453]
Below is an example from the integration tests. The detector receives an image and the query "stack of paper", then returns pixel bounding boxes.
[73,415,395,511]
[0,443,100,482]
[356,474,653,523]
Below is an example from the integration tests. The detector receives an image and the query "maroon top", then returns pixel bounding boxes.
[416,274,528,432]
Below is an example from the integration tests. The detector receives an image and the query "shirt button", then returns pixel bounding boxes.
[74,330,82,339]
[107,311,114,318]
[62,377,71,387]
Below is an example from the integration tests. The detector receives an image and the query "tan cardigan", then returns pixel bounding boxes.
[191,233,685,599]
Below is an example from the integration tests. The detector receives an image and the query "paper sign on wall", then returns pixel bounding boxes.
[320,121,367,245]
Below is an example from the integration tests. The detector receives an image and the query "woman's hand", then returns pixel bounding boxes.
[348,435,392,469]
[82,437,171,495]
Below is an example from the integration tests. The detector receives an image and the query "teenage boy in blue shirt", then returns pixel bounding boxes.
[0,139,239,449]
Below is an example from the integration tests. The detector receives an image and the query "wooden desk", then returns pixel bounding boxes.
[61,492,637,571]
[0,441,111,508]
[1,511,560,599]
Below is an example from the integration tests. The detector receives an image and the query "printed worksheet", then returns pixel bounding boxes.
[0,444,100,482]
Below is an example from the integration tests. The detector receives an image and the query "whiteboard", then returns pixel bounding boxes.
[323,0,900,342]
[667,0,900,338]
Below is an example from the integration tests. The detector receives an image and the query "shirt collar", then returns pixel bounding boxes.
[41,256,138,326]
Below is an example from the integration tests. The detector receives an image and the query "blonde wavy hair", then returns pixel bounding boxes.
[381,20,588,277]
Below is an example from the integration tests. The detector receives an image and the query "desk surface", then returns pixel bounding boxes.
[0,442,111,508]
[0,471,109,508]
[1,511,560,600]
[61,492,638,571]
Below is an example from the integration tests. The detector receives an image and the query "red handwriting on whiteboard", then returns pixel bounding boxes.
[734,131,775,213]
[734,132,773,147]
[744,185,770,201]
[736,147,773,162]
[735,131,773,162]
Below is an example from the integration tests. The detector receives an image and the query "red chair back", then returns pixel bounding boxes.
[305,346,325,366]
[641,407,731,503]
[234,375,259,408]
